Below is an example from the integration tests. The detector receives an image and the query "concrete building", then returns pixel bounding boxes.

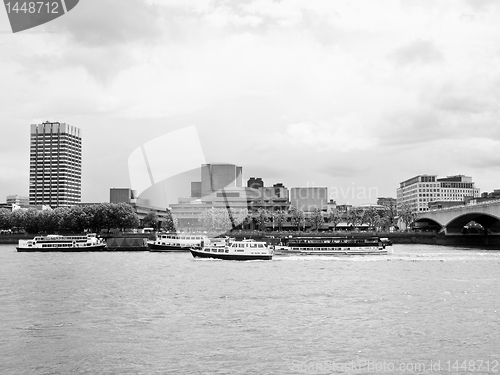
[170,163,291,230]
[170,184,291,231]
[29,122,82,207]
[254,183,288,204]
[110,188,137,204]
[6,195,29,208]
[247,177,264,189]
[480,189,500,200]
[201,164,243,197]
[397,174,480,213]
[290,187,328,213]
[456,189,500,206]
[191,182,201,198]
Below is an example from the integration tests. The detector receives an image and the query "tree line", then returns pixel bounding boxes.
[0,201,419,234]
[0,203,140,234]
[191,203,411,232]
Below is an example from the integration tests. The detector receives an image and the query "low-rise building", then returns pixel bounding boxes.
[6,195,29,208]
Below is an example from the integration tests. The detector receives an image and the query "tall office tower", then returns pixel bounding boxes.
[200,164,243,196]
[29,122,82,207]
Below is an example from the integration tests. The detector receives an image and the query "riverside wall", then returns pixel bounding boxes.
[0,234,32,244]
[231,231,500,249]
[2,231,499,249]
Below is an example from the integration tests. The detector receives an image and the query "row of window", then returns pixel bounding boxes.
[159,236,204,240]
[30,160,81,163]
[30,154,81,158]
[204,248,230,253]
[30,188,80,192]
[30,145,81,149]
[230,243,266,248]
[30,172,81,175]
[30,153,81,157]
[29,192,81,196]
[31,134,81,139]
[29,175,81,179]
[30,171,81,174]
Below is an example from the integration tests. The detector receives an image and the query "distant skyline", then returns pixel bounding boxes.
[1,0,499,206]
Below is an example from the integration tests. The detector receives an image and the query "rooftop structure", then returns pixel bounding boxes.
[201,164,243,197]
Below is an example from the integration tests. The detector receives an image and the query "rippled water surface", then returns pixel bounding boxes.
[1,244,499,374]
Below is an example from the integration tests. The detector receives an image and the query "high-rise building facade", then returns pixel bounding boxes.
[29,122,82,207]
[397,174,480,213]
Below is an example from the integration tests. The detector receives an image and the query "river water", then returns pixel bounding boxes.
[0,244,499,375]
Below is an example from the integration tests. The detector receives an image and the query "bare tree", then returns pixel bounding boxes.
[398,203,418,231]
[327,207,342,230]
[310,208,324,232]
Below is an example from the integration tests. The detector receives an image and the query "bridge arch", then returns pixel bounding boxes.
[414,217,443,232]
[445,212,500,234]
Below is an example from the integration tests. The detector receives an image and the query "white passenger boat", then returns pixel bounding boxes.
[16,233,106,252]
[190,238,273,261]
[274,236,389,255]
[148,232,208,252]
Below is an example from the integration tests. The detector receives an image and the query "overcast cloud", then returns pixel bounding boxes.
[1,0,499,205]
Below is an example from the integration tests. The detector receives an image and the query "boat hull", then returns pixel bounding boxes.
[276,248,388,256]
[16,244,107,252]
[190,248,272,261]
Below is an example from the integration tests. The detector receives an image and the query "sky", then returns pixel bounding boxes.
[1,0,500,207]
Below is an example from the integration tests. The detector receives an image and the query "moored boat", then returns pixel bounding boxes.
[274,236,389,255]
[190,238,273,261]
[148,232,208,252]
[380,237,393,246]
[16,233,106,252]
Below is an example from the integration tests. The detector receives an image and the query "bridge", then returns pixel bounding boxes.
[416,200,500,235]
